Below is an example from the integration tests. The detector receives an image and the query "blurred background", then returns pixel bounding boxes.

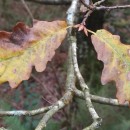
[0,0,130,130]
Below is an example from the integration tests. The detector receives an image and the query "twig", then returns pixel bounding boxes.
[80,0,106,11]
[67,0,80,26]
[35,90,74,130]
[34,41,75,130]
[0,89,128,118]
[96,5,130,10]
[68,0,102,129]
[35,100,66,130]
[81,10,93,25]
[1,1,130,130]
[80,0,92,10]
[74,88,129,107]
[21,0,34,24]
[81,0,105,24]
[94,0,105,6]
[0,106,52,116]
[81,3,130,25]
[34,1,78,128]
[71,37,102,130]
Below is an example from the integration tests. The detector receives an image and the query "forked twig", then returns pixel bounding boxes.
[71,36,102,129]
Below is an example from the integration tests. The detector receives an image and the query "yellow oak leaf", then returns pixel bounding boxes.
[0,20,67,88]
[91,29,130,104]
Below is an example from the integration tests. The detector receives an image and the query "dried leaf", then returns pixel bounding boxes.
[0,20,67,88]
[91,29,130,104]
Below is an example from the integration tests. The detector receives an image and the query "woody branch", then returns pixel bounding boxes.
[1,0,130,130]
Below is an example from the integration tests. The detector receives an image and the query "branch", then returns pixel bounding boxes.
[25,0,72,5]
[80,0,92,10]
[1,88,128,118]
[67,1,102,129]
[0,1,76,130]
[35,90,74,130]
[80,0,106,11]
[35,47,75,130]
[0,45,75,130]
[0,106,52,116]
[74,88,129,107]
[81,0,105,24]
[67,0,80,26]
[94,0,105,6]
[71,36,102,130]
[96,5,130,10]
[34,1,79,129]
[1,1,130,130]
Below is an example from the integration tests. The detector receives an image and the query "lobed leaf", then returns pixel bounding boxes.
[91,29,130,104]
[0,20,67,88]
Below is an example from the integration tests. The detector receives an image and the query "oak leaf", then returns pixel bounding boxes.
[91,29,130,104]
[0,20,67,88]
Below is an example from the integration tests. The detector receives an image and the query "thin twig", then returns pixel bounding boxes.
[81,10,93,25]
[1,1,130,130]
[81,3,130,25]
[0,89,128,118]
[34,1,78,128]
[34,41,75,130]
[71,37,102,130]
[68,0,102,129]
[0,106,52,116]
[35,90,74,130]
[21,0,34,24]
[81,0,106,24]
[80,0,106,11]
[35,100,66,130]
[96,5,130,10]
[74,88,129,107]
[94,0,105,6]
